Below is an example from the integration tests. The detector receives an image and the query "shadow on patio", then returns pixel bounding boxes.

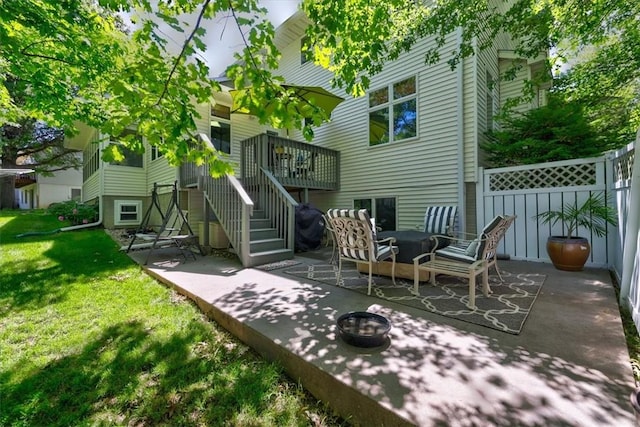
[129,246,636,426]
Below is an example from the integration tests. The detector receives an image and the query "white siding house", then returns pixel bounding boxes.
[65,7,545,237]
[263,10,547,233]
[15,153,83,209]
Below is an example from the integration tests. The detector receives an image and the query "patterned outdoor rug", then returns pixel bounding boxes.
[254,259,302,271]
[284,263,545,334]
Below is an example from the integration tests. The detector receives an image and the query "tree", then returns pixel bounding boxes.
[481,96,606,167]
[1,0,638,199]
[0,120,81,208]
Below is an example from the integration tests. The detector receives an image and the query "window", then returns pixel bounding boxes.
[114,200,142,226]
[70,188,82,201]
[83,142,100,180]
[354,197,397,231]
[211,104,231,154]
[368,77,417,146]
[300,36,313,65]
[110,129,143,168]
[151,145,163,161]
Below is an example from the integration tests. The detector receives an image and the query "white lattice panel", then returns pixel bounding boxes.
[488,162,597,191]
[613,149,634,183]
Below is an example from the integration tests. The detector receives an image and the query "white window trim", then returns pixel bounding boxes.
[210,103,232,155]
[70,187,82,201]
[368,76,418,146]
[114,200,142,226]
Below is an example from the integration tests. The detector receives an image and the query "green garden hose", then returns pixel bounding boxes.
[16,228,61,238]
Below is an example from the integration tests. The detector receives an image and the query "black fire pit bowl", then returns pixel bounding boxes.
[336,311,391,348]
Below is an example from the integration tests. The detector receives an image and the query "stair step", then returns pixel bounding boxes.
[250,237,286,253]
[250,228,278,240]
[247,248,294,267]
[250,218,272,229]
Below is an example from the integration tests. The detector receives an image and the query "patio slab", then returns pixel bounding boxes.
[128,247,637,426]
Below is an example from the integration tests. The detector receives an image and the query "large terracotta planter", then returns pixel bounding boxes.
[546,236,591,271]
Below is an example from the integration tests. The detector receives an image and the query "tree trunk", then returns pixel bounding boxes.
[0,176,17,209]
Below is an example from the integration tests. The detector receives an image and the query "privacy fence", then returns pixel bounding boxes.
[477,141,635,281]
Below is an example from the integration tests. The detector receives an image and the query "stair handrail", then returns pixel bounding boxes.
[258,168,297,251]
[198,134,254,267]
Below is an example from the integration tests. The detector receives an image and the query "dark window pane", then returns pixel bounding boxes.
[393,77,416,99]
[393,99,417,141]
[110,130,143,168]
[375,198,396,231]
[211,122,231,154]
[301,36,313,64]
[369,87,388,107]
[354,199,372,215]
[369,108,389,146]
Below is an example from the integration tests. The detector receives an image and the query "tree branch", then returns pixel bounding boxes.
[155,0,212,106]
[20,39,79,66]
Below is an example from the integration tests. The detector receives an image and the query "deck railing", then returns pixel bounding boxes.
[241,133,340,191]
[243,168,298,251]
[200,172,254,266]
[189,134,253,266]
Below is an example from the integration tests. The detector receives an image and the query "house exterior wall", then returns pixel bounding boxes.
[15,155,83,209]
[260,13,513,231]
[75,102,214,228]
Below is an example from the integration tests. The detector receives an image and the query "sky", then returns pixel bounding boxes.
[156,1,301,77]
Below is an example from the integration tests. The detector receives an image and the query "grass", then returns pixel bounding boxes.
[613,273,640,385]
[0,210,346,426]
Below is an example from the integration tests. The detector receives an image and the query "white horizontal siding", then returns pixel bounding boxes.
[147,154,177,193]
[103,164,147,196]
[83,170,101,202]
[499,58,530,113]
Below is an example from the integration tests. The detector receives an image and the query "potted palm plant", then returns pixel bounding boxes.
[536,192,617,271]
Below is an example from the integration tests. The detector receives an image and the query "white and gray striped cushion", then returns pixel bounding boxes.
[326,208,379,261]
[435,215,504,263]
[423,205,458,235]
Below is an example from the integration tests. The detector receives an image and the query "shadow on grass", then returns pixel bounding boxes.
[0,213,134,310]
[1,319,288,426]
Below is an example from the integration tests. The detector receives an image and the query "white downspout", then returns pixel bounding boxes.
[59,195,103,231]
[456,27,466,233]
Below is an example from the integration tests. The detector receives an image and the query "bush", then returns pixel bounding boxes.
[47,201,98,225]
[482,97,608,167]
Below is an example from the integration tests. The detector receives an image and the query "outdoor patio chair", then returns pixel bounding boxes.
[326,208,399,295]
[413,215,516,309]
[423,205,458,236]
[321,213,338,264]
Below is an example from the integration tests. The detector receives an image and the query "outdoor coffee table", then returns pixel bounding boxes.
[356,230,448,280]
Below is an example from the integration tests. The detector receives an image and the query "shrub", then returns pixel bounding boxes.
[482,97,608,167]
[47,201,98,225]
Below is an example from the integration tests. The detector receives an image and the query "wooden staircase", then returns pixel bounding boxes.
[247,208,293,265]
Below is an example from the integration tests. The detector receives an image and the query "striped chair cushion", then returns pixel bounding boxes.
[326,208,378,261]
[423,205,458,235]
[435,215,504,263]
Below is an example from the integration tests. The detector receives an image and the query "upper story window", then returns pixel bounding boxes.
[109,129,143,168]
[151,145,163,161]
[211,104,231,154]
[368,76,417,146]
[301,36,313,65]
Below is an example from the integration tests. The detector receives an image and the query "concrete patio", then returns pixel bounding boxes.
[128,246,637,426]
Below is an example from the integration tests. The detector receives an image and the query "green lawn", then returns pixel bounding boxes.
[0,210,345,426]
